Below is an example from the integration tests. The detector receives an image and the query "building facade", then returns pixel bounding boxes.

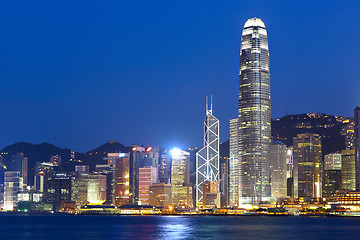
[202,181,220,208]
[355,107,360,190]
[114,154,130,206]
[4,153,28,188]
[196,97,220,207]
[238,17,271,205]
[170,148,192,207]
[138,167,158,205]
[229,118,239,206]
[4,171,23,211]
[324,153,342,171]
[293,133,322,199]
[323,152,342,197]
[269,142,287,200]
[341,149,356,191]
[286,147,294,197]
[149,183,171,208]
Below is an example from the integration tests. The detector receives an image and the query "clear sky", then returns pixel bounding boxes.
[0,0,359,152]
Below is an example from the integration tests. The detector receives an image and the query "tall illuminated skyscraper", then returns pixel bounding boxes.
[270,142,287,200]
[238,17,271,205]
[293,133,322,199]
[355,107,360,190]
[229,118,239,206]
[341,149,356,191]
[196,97,220,207]
[171,148,192,207]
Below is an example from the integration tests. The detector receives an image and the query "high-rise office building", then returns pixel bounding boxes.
[71,165,91,207]
[293,133,322,199]
[341,149,356,191]
[324,153,342,171]
[196,97,220,207]
[286,147,294,197]
[323,153,342,197]
[149,183,172,208]
[105,153,131,205]
[87,174,107,204]
[220,156,229,207]
[130,146,160,204]
[95,164,115,205]
[355,107,360,190]
[4,171,23,211]
[71,171,89,207]
[269,142,287,200]
[229,118,239,206]
[114,153,130,206]
[46,173,72,210]
[158,149,171,184]
[286,147,294,178]
[238,17,271,205]
[341,119,355,150]
[202,181,220,208]
[34,162,57,200]
[170,148,192,207]
[138,167,158,205]
[4,153,28,187]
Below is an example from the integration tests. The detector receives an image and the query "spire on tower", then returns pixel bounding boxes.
[206,95,213,115]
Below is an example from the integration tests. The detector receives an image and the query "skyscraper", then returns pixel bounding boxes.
[138,167,158,205]
[269,142,287,200]
[323,153,342,197]
[114,153,130,206]
[4,171,23,211]
[354,107,360,190]
[170,148,192,207]
[196,97,220,207]
[341,119,355,150]
[286,147,294,197]
[4,153,28,188]
[238,17,271,205]
[293,133,322,199]
[341,149,356,191]
[229,118,239,206]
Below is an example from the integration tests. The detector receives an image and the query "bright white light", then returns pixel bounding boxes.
[171,148,182,158]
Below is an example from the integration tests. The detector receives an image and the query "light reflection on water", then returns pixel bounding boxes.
[1,215,360,240]
[155,216,194,240]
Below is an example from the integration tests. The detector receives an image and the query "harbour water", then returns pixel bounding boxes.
[1,214,360,240]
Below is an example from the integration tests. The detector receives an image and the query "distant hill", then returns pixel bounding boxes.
[0,140,131,186]
[1,142,77,186]
[81,141,132,170]
[272,113,346,155]
[220,113,349,159]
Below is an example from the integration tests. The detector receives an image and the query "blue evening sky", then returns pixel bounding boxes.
[0,0,359,152]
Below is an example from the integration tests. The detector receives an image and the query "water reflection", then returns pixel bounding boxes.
[154,216,194,240]
[1,215,360,240]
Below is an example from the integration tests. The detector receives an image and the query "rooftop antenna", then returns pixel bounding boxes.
[206,96,208,114]
[210,95,213,113]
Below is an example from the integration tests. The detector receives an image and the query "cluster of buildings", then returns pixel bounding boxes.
[0,147,197,211]
[0,17,360,214]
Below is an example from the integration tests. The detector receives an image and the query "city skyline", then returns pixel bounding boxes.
[3,2,360,239]
[0,1,359,153]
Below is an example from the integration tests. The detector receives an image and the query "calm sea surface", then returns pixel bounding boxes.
[0,214,360,240]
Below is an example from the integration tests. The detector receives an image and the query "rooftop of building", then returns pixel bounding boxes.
[244,17,265,28]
